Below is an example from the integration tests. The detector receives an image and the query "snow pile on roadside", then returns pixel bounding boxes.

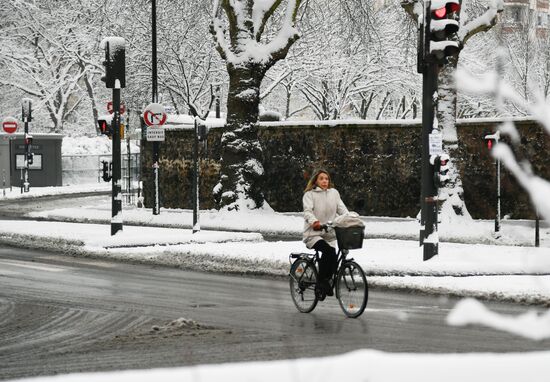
[27,204,550,247]
[0,220,262,249]
[1,184,110,200]
[448,298,550,340]
[12,349,550,382]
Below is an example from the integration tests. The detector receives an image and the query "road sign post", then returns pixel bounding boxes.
[143,103,166,216]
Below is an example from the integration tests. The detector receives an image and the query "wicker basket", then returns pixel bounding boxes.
[334,226,364,250]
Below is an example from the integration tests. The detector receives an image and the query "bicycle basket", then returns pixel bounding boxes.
[334,226,364,250]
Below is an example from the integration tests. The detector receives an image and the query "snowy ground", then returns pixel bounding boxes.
[3,187,550,382]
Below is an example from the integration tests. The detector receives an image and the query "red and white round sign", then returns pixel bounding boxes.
[107,101,126,114]
[142,103,167,127]
[2,117,18,134]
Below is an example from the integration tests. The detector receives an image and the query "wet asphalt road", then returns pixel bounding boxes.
[1,245,549,380]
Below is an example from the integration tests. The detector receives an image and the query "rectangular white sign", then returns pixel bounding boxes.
[16,154,42,170]
[429,132,443,156]
[146,128,165,142]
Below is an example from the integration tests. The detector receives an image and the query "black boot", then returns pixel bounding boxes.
[322,279,334,296]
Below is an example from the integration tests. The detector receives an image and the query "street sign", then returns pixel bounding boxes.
[143,103,167,127]
[429,132,443,155]
[2,117,18,134]
[146,127,165,141]
[107,101,126,114]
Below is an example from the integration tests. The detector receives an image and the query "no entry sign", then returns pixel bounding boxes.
[143,103,167,127]
[107,101,126,114]
[2,117,18,134]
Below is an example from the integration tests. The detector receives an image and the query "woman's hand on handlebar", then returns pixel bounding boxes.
[312,221,332,231]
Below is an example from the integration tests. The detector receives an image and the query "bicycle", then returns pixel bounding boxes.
[288,223,368,318]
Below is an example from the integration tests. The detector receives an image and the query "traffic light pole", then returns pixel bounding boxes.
[22,117,29,193]
[420,1,439,261]
[151,0,160,216]
[111,87,123,235]
[192,118,200,233]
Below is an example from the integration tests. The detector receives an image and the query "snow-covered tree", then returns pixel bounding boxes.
[0,0,102,133]
[402,0,503,224]
[210,0,304,211]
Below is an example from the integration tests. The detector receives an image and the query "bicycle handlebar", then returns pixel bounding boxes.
[320,221,333,232]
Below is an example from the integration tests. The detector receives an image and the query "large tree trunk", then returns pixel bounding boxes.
[437,55,472,223]
[214,63,267,211]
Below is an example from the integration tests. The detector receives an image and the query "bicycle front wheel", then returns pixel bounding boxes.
[289,258,319,313]
[336,260,368,318]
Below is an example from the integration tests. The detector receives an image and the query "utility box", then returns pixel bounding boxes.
[3,133,63,188]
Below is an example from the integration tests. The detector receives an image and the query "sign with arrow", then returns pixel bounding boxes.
[143,103,167,127]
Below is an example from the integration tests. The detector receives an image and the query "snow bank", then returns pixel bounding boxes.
[11,349,550,382]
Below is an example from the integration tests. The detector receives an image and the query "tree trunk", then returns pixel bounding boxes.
[437,55,472,223]
[214,63,267,211]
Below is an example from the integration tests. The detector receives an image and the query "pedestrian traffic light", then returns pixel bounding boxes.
[432,154,451,189]
[484,132,500,150]
[100,38,126,89]
[24,135,33,146]
[27,152,34,166]
[101,160,112,182]
[98,118,112,137]
[428,0,461,64]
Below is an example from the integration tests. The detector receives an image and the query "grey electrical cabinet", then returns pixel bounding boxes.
[1,133,63,188]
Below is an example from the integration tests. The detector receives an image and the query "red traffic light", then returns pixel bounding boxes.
[433,7,447,18]
[487,139,493,150]
[432,1,461,19]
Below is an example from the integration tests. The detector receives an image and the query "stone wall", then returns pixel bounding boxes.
[141,119,549,219]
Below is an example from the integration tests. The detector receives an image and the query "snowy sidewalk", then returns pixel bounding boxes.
[0,219,549,305]
[26,202,550,247]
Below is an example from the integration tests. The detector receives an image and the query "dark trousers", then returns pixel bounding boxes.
[313,240,337,281]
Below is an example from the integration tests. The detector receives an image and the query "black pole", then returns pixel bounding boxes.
[535,210,540,247]
[152,0,160,215]
[23,117,30,193]
[192,119,200,233]
[126,116,131,204]
[495,157,501,234]
[111,88,123,235]
[420,1,438,261]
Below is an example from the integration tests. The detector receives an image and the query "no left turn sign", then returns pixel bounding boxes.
[143,103,167,127]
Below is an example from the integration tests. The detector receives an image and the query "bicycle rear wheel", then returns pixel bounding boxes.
[336,260,368,318]
[289,258,319,313]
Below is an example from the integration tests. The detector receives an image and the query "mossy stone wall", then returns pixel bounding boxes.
[141,119,549,219]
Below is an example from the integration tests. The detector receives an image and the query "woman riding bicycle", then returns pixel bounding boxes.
[303,169,349,298]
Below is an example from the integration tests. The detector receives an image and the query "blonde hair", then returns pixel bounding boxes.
[304,169,333,192]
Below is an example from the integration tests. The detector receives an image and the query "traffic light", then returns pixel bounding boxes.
[27,152,34,166]
[98,118,113,137]
[431,154,450,189]
[101,160,112,182]
[428,0,461,64]
[100,38,126,89]
[24,135,33,146]
[484,132,500,150]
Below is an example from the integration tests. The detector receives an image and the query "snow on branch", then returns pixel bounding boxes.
[458,0,504,45]
[211,0,302,66]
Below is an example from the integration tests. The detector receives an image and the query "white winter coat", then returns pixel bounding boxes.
[303,187,349,249]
